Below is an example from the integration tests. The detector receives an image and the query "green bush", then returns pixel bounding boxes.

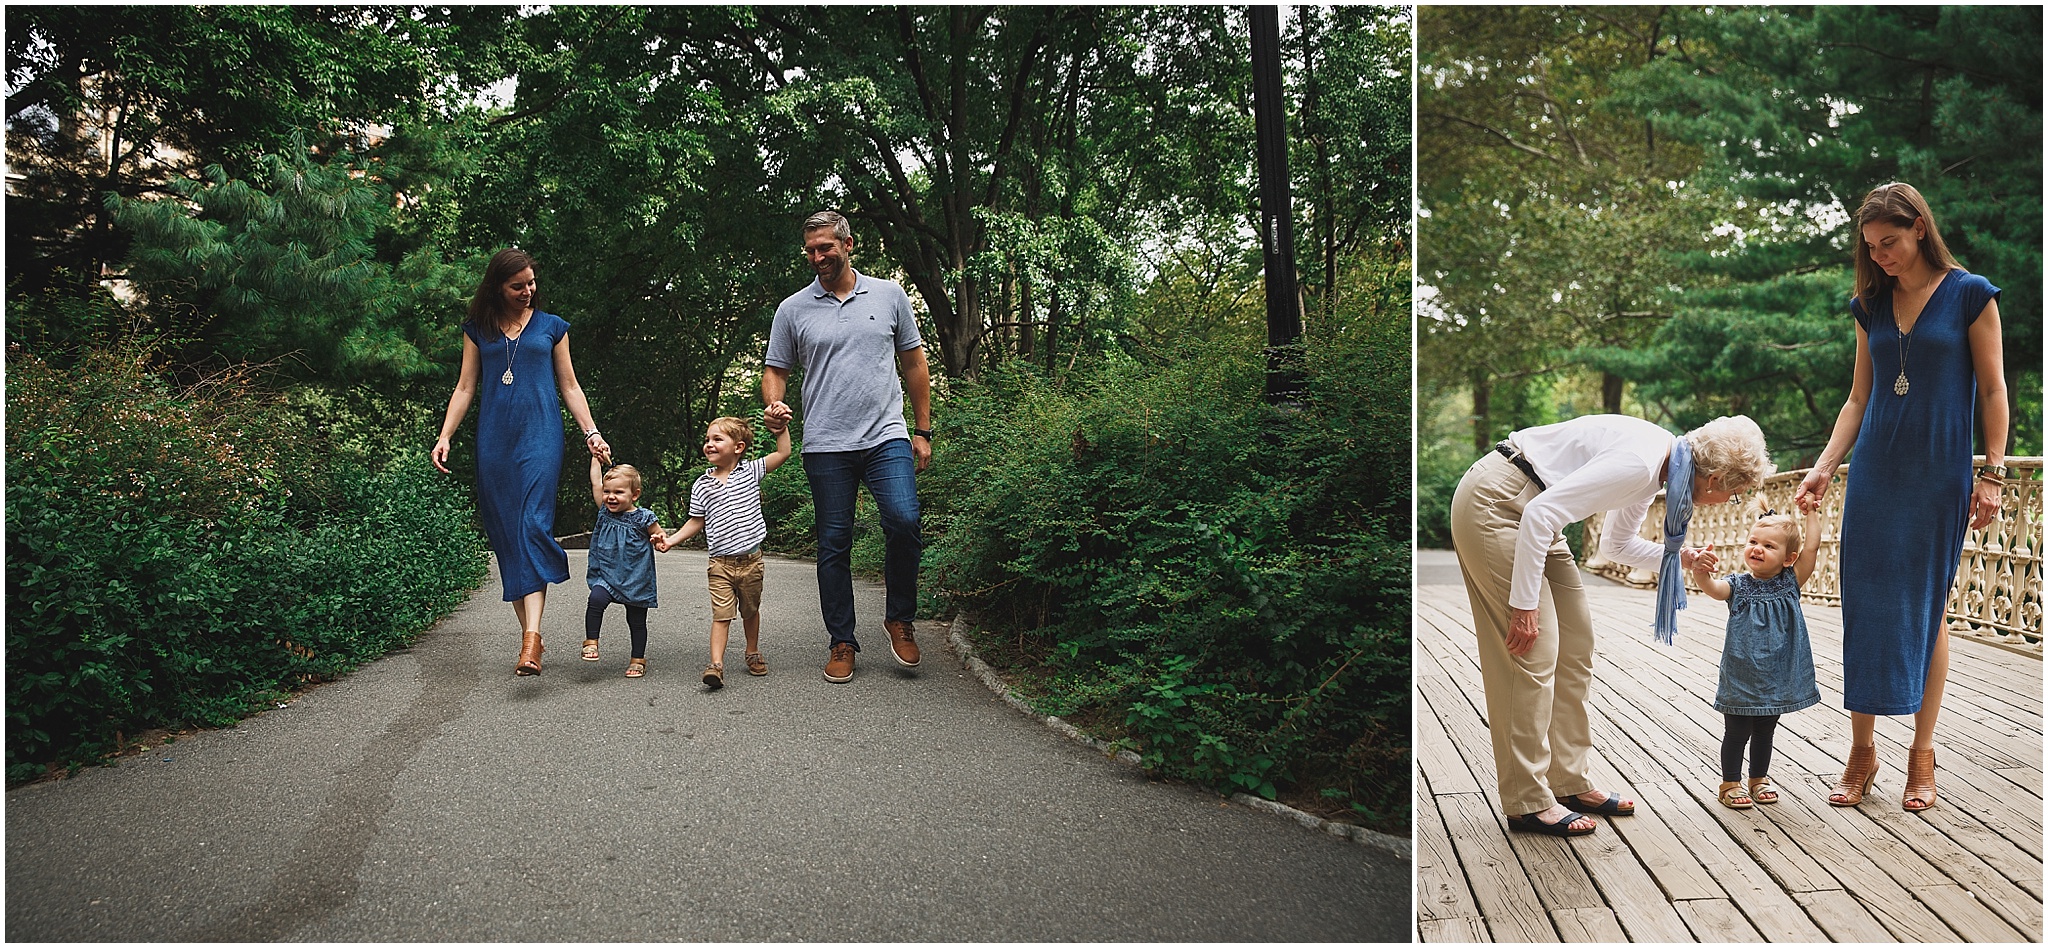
[919,287,1410,826]
[5,344,487,782]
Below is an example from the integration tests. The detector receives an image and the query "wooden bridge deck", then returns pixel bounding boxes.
[1415,552,2043,943]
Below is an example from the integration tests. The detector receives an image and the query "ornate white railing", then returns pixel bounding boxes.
[1584,458,2043,656]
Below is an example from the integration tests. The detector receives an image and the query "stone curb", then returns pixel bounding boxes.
[943,615,1411,862]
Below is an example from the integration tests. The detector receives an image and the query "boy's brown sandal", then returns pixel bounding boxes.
[744,651,768,676]
[702,662,724,689]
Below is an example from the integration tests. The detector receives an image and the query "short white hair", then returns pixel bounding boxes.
[1684,415,1774,493]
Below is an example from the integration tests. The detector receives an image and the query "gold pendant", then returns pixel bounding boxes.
[502,370,515,385]
[1894,373,1909,396]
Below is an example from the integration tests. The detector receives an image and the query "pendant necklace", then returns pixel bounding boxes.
[1893,325,1911,396]
[1894,286,1922,397]
[501,315,527,385]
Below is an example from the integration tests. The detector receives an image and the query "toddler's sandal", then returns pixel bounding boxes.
[1748,777,1779,805]
[582,640,601,661]
[625,658,646,678]
[1718,781,1754,809]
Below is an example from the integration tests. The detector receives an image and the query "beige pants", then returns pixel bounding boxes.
[1449,451,1597,815]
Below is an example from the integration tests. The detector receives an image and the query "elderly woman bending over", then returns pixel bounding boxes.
[1450,414,1774,836]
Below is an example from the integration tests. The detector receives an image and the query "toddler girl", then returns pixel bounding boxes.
[583,459,670,678]
[1686,498,1823,808]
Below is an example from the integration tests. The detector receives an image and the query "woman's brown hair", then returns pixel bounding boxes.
[465,248,538,338]
[1853,182,1960,308]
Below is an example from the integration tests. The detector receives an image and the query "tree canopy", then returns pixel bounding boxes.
[1419,5,2041,467]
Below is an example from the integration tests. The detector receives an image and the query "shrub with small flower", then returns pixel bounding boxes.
[5,343,488,783]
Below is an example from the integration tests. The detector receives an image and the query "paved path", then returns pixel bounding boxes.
[7,550,1405,941]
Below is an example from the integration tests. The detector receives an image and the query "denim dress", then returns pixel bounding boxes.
[588,505,660,608]
[1714,570,1821,716]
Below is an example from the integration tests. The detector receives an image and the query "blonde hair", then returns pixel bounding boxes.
[1853,182,1960,308]
[1684,415,1774,494]
[1747,496,1801,554]
[708,416,753,453]
[602,463,643,493]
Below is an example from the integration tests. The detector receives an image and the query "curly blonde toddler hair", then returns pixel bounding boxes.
[1747,496,1801,554]
[603,463,643,493]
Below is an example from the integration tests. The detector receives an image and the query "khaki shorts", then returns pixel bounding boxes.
[707,550,764,622]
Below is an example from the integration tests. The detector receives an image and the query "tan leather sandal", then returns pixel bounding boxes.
[581,639,600,661]
[515,631,544,675]
[624,657,646,678]
[1829,743,1879,807]
[1903,747,1937,811]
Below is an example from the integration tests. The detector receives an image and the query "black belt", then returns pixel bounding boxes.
[1494,441,1547,491]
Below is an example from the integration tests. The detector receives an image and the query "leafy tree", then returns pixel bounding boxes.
[107,143,469,383]
[1608,5,2042,456]
[1417,6,1727,456]
[4,5,445,294]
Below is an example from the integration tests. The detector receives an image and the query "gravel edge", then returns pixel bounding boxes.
[943,615,1411,861]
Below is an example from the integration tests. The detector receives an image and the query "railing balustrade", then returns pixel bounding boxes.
[1583,458,2043,656]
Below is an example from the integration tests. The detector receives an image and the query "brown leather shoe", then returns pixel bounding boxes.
[744,651,768,676]
[702,662,724,689]
[515,631,544,676]
[824,642,856,683]
[884,620,920,667]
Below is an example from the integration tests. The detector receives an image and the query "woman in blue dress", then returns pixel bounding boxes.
[1793,183,2011,812]
[434,249,612,676]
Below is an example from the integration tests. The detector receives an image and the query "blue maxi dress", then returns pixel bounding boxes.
[1840,271,1999,715]
[465,311,572,602]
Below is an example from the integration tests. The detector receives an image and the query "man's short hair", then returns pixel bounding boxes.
[802,210,851,242]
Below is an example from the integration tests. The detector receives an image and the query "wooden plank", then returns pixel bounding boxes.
[1437,792,1559,943]
[1417,769,1488,925]
[1416,675,1485,796]
[1549,907,1628,942]
[1794,888,1898,943]
[1911,885,2027,942]
[1915,807,2044,901]
[1636,779,1833,942]
[1674,898,1762,942]
[1994,766,2043,797]
[1419,916,1492,943]
[1416,579,2043,945]
[1858,796,2044,939]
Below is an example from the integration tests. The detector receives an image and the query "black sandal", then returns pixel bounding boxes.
[1507,810,1596,837]
[1557,791,1635,816]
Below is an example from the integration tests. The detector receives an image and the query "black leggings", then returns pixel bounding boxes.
[1721,713,1781,782]
[585,586,649,659]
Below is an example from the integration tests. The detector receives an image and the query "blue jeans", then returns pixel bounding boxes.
[803,439,921,650]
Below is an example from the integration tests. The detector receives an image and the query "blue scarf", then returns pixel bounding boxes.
[1653,438,1695,645]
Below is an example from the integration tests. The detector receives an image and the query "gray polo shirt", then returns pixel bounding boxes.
[764,271,923,453]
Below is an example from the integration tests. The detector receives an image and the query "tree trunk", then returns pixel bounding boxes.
[1472,372,1493,456]
[1603,370,1625,414]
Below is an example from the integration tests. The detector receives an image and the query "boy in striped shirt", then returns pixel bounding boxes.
[656,412,793,688]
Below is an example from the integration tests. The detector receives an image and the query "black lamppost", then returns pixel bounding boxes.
[1250,5,1304,405]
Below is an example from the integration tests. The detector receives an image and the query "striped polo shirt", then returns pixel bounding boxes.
[689,458,768,556]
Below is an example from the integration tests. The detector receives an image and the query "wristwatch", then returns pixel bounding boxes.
[913,428,934,440]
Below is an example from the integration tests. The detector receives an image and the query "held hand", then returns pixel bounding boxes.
[765,402,792,430]
[432,438,452,474]
[912,433,931,472]
[588,434,612,464]
[1682,547,1718,574]
[653,533,670,553]
[1505,608,1540,657]
[1793,467,1831,514]
[1970,477,2003,530]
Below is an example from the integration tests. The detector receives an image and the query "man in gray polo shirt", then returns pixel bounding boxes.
[763,210,933,683]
